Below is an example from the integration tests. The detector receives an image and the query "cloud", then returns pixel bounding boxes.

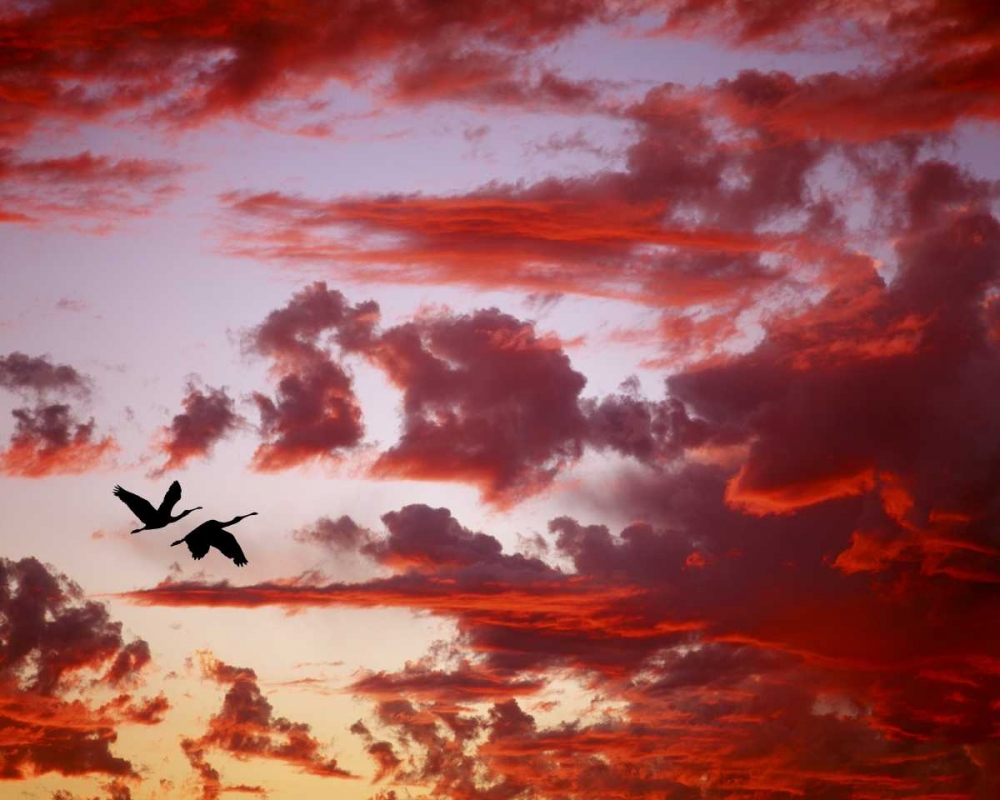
[350,659,546,708]
[245,283,373,471]
[119,503,691,677]
[218,79,844,331]
[349,720,403,784]
[121,480,1000,783]
[0,352,89,397]
[363,308,589,505]
[0,353,117,477]
[292,515,377,552]
[2,0,995,147]
[248,284,674,503]
[52,780,135,800]
[669,163,1000,549]
[0,403,117,478]
[12,3,1000,797]
[0,0,632,140]
[655,3,1000,142]
[0,150,184,229]
[55,298,90,313]
[581,377,732,464]
[179,653,355,797]
[151,382,243,476]
[387,47,608,112]
[126,175,1000,787]
[0,557,164,782]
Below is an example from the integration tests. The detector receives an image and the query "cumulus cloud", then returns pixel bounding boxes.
[247,284,667,503]
[151,382,243,476]
[245,283,373,470]
[363,308,589,504]
[0,403,117,478]
[179,653,355,798]
[0,351,89,397]
[0,557,165,781]
[0,353,116,477]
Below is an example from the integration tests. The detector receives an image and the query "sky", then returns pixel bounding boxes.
[2,1,1000,798]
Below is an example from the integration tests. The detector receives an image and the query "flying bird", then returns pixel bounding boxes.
[171,512,257,567]
[113,481,202,534]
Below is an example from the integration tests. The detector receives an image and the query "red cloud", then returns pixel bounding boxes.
[0,403,117,478]
[120,472,1000,794]
[120,504,674,677]
[0,557,165,783]
[245,283,373,471]
[342,651,1000,799]
[219,80,852,346]
[220,182,780,309]
[179,653,355,797]
[248,284,679,502]
[387,46,608,111]
[350,659,545,708]
[0,0,630,140]
[716,61,1000,143]
[52,780,134,800]
[1,0,994,156]
[0,150,183,229]
[127,509,699,742]
[663,2,1000,137]
[121,153,1000,792]
[364,309,589,504]
[0,354,116,477]
[669,167,1000,538]
[350,721,403,784]
[582,378,732,465]
[151,382,242,476]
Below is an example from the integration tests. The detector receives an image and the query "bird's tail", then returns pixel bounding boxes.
[171,538,184,546]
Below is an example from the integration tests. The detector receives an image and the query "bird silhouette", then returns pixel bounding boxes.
[113,481,202,534]
[171,512,257,567]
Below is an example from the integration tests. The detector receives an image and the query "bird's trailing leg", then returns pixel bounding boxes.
[131,527,146,534]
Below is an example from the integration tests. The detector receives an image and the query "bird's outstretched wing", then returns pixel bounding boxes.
[158,480,182,514]
[212,531,248,567]
[113,485,156,524]
[185,532,211,560]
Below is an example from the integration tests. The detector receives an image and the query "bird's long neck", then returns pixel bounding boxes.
[171,507,201,522]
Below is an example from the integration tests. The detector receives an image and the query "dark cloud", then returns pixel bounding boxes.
[179,653,355,797]
[152,382,242,476]
[350,659,545,707]
[0,352,89,397]
[0,0,636,141]
[0,354,116,477]
[364,309,589,504]
[248,284,654,503]
[292,515,377,552]
[0,403,117,478]
[245,282,373,470]
[0,557,164,782]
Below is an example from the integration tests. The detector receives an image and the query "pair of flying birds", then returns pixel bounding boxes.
[113,481,255,566]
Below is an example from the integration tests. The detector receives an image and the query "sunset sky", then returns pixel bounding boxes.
[2,2,1000,798]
